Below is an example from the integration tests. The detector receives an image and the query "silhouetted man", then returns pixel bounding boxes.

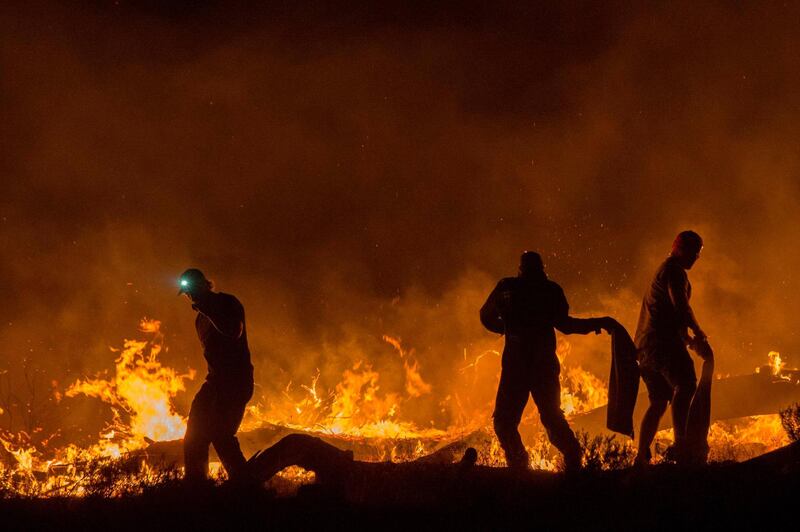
[634,231,713,466]
[480,252,616,471]
[178,268,254,483]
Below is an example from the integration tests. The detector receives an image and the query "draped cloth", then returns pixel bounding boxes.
[606,325,640,438]
[686,342,714,462]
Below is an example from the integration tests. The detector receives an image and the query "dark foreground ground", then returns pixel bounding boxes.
[2,457,799,532]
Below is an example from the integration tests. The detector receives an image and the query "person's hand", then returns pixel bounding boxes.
[689,336,713,361]
[184,292,199,311]
[597,316,619,334]
[693,328,708,343]
[680,331,692,346]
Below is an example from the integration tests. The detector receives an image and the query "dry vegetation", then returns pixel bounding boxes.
[780,403,800,442]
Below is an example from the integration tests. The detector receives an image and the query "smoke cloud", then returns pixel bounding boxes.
[2,1,800,436]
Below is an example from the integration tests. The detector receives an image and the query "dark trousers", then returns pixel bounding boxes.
[184,377,253,481]
[493,358,581,468]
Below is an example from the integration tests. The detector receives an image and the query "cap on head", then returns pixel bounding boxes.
[672,230,703,254]
[519,251,544,275]
[177,268,210,295]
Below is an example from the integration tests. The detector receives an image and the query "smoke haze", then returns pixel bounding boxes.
[2,1,800,435]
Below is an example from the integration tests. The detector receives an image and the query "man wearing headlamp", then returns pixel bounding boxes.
[177,268,254,484]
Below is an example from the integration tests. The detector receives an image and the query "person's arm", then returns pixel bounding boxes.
[552,286,614,335]
[667,268,705,340]
[193,296,244,338]
[480,282,506,334]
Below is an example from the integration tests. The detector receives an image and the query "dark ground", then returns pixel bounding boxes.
[2,460,798,532]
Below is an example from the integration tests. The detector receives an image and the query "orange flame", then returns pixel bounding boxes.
[65,319,194,455]
[1,324,796,495]
[768,351,785,376]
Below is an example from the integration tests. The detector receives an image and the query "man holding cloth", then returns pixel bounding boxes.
[635,231,714,466]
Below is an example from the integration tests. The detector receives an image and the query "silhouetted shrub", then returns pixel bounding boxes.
[576,431,636,471]
[0,456,184,499]
[780,403,800,442]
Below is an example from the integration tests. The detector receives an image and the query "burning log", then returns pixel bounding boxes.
[248,434,479,503]
[248,434,355,485]
[118,433,485,502]
[134,422,491,470]
[570,371,800,436]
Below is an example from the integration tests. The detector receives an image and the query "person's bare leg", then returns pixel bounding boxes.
[637,399,668,466]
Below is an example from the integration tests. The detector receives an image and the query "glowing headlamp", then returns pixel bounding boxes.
[177,268,206,295]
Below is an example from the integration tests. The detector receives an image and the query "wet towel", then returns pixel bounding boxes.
[686,342,714,462]
[606,325,640,438]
